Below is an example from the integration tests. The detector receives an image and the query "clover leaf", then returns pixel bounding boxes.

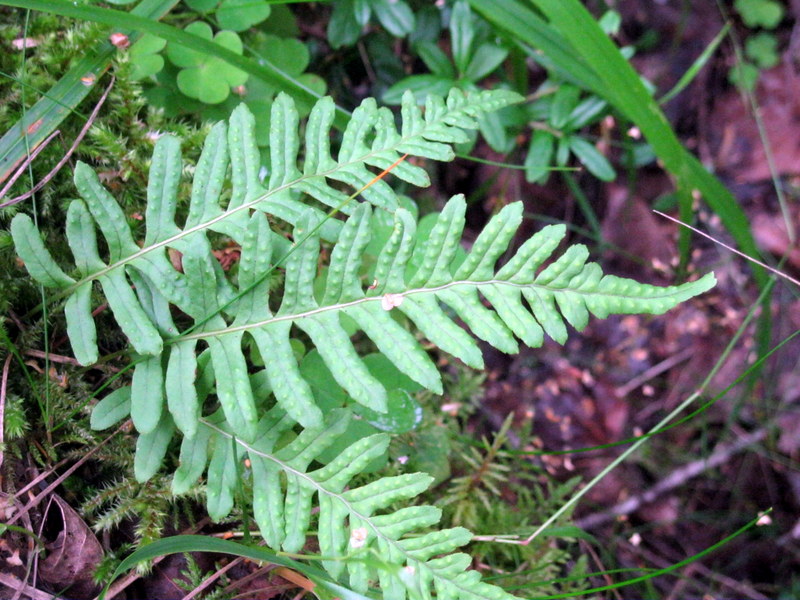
[129,34,166,81]
[734,0,785,29]
[216,0,271,32]
[745,32,780,69]
[166,22,247,104]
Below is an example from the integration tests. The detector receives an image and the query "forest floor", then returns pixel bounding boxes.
[2,1,800,599]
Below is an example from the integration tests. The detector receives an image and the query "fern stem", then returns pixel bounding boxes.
[177,277,709,343]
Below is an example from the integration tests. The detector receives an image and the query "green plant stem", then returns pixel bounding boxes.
[561,171,601,240]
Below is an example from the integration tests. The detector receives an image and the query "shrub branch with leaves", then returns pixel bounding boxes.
[11,88,715,599]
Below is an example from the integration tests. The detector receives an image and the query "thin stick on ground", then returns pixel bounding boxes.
[575,428,767,530]
[6,423,125,526]
[0,130,60,204]
[615,347,694,398]
[182,556,244,600]
[0,573,59,600]
[0,354,10,472]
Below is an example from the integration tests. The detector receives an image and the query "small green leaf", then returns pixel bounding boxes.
[99,270,163,357]
[372,0,415,37]
[355,389,422,433]
[166,340,200,437]
[353,0,371,26]
[251,327,323,428]
[130,54,165,81]
[556,134,570,165]
[450,0,475,75]
[134,412,175,482]
[216,0,271,32]
[597,9,621,35]
[252,34,309,76]
[177,61,229,104]
[745,32,779,69]
[90,386,132,430]
[328,0,361,48]
[415,41,455,79]
[131,356,165,434]
[129,34,166,80]
[167,21,212,68]
[207,437,237,520]
[568,135,615,181]
[10,215,75,289]
[168,23,247,104]
[65,283,98,366]
[208,331,258,441]
[74,162,140,261]
[172,423,215,495]
[478,109,512,153]
[549,84,582,129]
[410,5,443,46]
[464,43,508,81]
[567,96,607,129]
[728,60,760,91]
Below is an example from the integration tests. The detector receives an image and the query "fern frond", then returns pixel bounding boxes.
[11,87,715,600]
[194,408,519,600]
[13,117,716,442]
[12,88,519,433]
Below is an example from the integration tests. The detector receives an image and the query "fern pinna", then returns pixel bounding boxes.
[12,88,715,599]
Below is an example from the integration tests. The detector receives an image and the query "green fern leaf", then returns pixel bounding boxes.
[199,411,520,600]
[11,87,716,600]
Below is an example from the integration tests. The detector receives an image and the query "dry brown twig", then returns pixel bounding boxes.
[6,424,125,526]
[0,354,11,472]
[575,428,767,530]
[0,573,59,600]
[181,556,245,600]
[0,130,60,203]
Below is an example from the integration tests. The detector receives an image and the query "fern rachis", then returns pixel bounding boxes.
[11,88,716,600]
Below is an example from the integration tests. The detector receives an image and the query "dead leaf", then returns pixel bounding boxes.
[5,549,22,567]
[751,212,800,270]
[707,67,800,183]
[39,494,103,599]
[602,185,674,275]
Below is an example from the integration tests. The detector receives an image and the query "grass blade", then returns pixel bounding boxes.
[659,23,730,105]
[99,535,366,600]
